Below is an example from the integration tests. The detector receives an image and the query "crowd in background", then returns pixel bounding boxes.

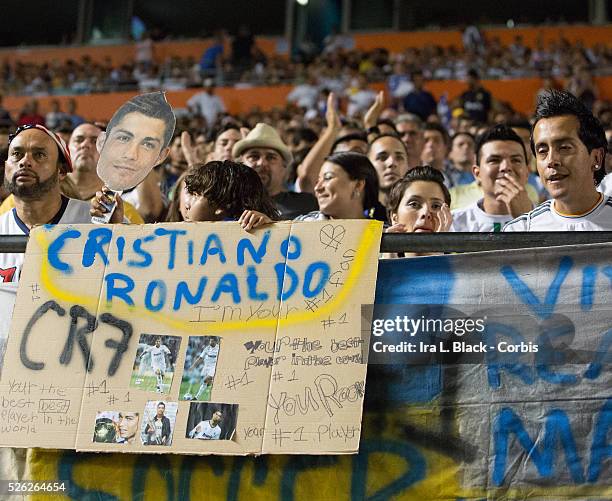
[1,29,611,99]
[0,26,611,263]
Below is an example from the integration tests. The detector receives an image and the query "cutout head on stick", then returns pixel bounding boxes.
[96,91,176,191]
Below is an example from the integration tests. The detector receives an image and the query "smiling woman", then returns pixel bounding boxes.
[294,152,384,222]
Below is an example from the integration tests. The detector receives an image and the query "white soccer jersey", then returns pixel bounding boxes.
[0,197,91,284]
[451,199,514,232]
[598,174,612,196]
[503,195,612,231]
[191,420,221,440]
[200,344,220,377]
[147,344,171,370]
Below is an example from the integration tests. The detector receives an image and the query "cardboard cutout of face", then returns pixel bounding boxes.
[96,92,175,192]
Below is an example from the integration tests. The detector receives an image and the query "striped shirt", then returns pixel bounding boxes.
[503,194,612,231]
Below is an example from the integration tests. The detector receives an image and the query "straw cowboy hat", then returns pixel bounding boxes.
[232,123,293,164]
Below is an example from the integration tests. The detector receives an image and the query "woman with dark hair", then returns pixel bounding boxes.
[182,160,280,230]
[165,171,190,222]
[295,152,385,221]
[384,165,452,257]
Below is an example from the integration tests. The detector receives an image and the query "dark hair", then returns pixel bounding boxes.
[423,122,450,147]
[387,166,451,220]
[376,118,397,133]
[184,160,280,220]
[450,131,475,147]
[158,402,165,407]
[395,113,424,129]
[107,91,176,148]
[331,132,368,152]
[290,127,318,146]
[506,118,531,133]
[368,133,408,155]
[532,89,607,185]
[165,171,189,222]
[475,124,527,165]
[213,123,241,143]
[325,152,380,215]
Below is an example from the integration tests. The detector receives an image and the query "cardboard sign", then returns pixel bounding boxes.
[0,220,381,455]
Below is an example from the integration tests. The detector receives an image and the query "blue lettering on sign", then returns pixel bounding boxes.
[275,264,299,301]
[128,236,154,268]
[211,273,240,303]
[280,236,301,260]
[246,266,268,301]
[200,234,227,266]
[47,229,81,273]
[145,280,167,312]
[501,256,573,319]
[237,231,270,266]
[584,328,612,380]
[82,228,113,268]
[115,236,125,263]
[581,265,597,311]
[485,322,535,388]
[105,273,135,306]
[588,398,611,482]
[173,278,208,311]
[535,316,578,385]
[155,228,187,270]
[302,262,330,298]
[493,406,585,485]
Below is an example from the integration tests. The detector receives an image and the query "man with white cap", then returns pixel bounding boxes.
[233,123,317,219]
[0,124,96,284]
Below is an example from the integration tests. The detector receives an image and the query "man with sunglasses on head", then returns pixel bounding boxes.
[0,125,95,284]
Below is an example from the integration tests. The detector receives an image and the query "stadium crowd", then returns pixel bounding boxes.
[1,31,611,99]
[1,28,612,283]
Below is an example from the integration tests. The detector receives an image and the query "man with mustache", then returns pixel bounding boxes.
[233,123,317,220]
[0,125,92,284]
[504,90,611,231]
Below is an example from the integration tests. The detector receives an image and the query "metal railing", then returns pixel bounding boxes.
[2,232,612,254]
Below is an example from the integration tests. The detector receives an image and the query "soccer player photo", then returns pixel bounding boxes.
[180,336,221,401]
[140,400,178,446]
[185,402,238,441]
[130,334,181,394]
[93,411,140,445]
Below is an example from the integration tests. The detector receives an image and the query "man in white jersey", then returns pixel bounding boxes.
[140,337,172,393]
[0,125,91,284]
[452,124,533,232]
[189,409,223,440]
[504,89,610,231]
[189,337,220,400]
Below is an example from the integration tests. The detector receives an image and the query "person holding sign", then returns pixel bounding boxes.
[182,160,279,230]
[91,91,175,223]
[189,409,223,440]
